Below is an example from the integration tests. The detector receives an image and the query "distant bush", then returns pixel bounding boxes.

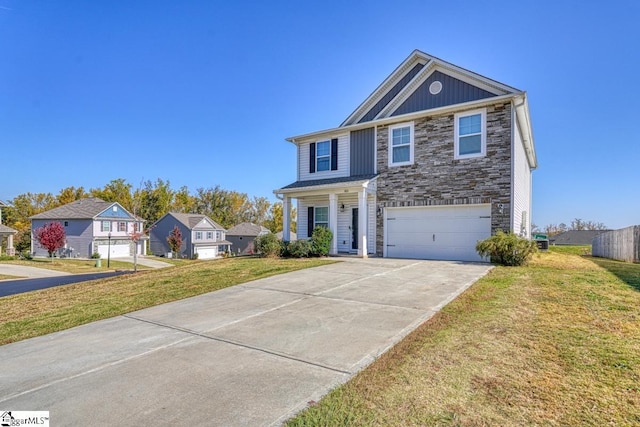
[287,239,311,258]
[0,255,15,261]
[91,252,101,259]
[476,231,538,266]
[310,226,333,257]
[255,232,282,258]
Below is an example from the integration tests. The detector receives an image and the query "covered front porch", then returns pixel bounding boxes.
[0,225,17,256]
[276,176,377,257]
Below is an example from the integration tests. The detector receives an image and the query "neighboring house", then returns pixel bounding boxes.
[226,222,270,255]
[30,198,146,258]
[150,212,231,259]
[0,200,17,256]
[274,49,537,262]
[550,230,608,246]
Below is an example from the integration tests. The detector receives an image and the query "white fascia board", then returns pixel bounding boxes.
[513,94,538,169]
[287,93,519,144]
[340,51,432,127]
[274,178,376,197]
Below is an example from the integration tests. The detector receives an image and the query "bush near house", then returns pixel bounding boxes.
[310,226,332,257]
[255,232,282,258]
[476,231,538,266]
[287,239,312,258]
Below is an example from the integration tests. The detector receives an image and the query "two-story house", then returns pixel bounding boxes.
[275,50,537,262]
[30,198,146,258]
[149,212,231,259]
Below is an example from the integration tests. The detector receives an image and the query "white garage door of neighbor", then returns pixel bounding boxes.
[97,244,130,259]
[385,204,491,262]
[195,246,217,259]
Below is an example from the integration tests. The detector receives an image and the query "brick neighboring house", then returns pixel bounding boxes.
[274,49,537,262]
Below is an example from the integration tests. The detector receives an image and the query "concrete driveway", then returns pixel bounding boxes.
[0,258,491,426]
[0,264,69,279]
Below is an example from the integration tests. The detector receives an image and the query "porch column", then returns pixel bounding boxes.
[7,234,14,256]
[358,190,368,258]
[282,196,291,241]
[329,193,338,255]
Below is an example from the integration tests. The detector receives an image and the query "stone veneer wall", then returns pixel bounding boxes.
[375,102,513,256]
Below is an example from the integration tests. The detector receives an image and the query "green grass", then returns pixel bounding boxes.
[0,274,21,280]
[0,257,150,273]
[287,251,640,426]
[0,257,335,345]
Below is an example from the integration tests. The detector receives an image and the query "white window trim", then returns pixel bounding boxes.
[388,122,414,167]
[316,140,331,172]
[101,221,111,232]
[314,206,329,229]
[454,108,486,160]
[195,231,202,240]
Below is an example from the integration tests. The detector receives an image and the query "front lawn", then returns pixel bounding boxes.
[0,257,335,345]
[287,248,640,426]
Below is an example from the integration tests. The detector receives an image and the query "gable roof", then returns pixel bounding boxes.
[29,198,137,220]
[341,50,521,127]
[226,222,270,237]
[0,224,17,234]
[550,230,610,246]
[285,49,537,169]
[161,212,224,231]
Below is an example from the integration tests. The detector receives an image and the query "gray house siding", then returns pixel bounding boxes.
[31,219,93,257]
[64,219,94,257]
[358,63,424,123]
[227,235,255,255]
[150,219,190,258]
[392,71,496,117]
[375,102,513,255]
[350,127,376,176]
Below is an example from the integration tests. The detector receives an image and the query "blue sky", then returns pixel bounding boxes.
[1,0,638,229]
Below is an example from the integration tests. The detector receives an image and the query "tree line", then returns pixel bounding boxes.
[2,178,296,252]
[532,218,608,237]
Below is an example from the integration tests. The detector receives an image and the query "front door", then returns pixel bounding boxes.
[351,208,358,251]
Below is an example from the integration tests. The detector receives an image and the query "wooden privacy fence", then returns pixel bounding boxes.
[592,225,640,262]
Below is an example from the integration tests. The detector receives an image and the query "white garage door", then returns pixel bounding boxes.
[385,204,491,262]
[195,246,218,260]
[97,243,131,258]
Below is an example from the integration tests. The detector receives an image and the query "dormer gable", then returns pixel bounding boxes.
[341,50,521,127]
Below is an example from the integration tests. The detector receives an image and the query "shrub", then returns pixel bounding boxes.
[310,226,333,257]
[255,232,281,258]
[475,231,538,266]
[91,252,101,259]
[287,239,311,258]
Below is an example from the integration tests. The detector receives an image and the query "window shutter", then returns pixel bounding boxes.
[331,138,338,170]
[307,207,314,238]
[309,142,316,174]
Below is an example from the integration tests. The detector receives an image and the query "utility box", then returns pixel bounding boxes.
[536,239,549,251]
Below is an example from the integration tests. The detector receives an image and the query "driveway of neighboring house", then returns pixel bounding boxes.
[0,258,491,426]
[0,264,69,279]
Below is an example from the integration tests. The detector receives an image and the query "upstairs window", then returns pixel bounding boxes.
[206,231,213,240]
[101,221,111,232]
[316,141,330,171]
[388,122,414,167]
[118,222,127,232]
[309,139,338,173]
[195,231,202,240]
[455,109,486,159]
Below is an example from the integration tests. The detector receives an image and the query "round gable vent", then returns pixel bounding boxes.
[429,80,442,95]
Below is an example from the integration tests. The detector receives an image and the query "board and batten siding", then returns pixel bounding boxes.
[298,134,350,181]
[391,71,496,117]
[512,114,532,237]
[350,127,376,176]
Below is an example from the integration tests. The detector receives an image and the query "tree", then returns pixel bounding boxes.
[56,186,87,205]
[167,225,183,258]
[34,221,66,259]
[133,179,174,224]
[250,196,271,226]
[90,178,133,211]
